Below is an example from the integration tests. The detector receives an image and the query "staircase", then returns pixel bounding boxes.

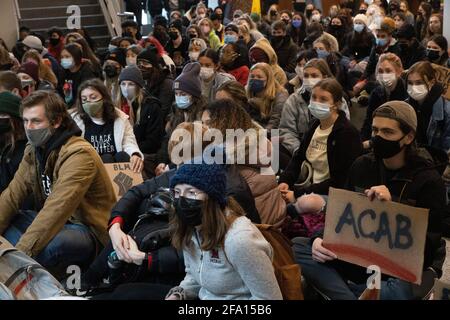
[17,0,111,51]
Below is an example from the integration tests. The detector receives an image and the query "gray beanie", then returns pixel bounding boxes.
[173,62,201,98]
[373,100,418,132]
[119,66,145,88]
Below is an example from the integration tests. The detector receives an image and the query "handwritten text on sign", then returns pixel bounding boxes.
[323,188,429,284]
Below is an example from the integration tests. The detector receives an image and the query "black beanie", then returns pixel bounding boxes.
[105,47,127,67]
[137,45,161,68]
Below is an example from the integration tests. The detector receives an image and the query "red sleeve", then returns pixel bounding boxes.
[108,217,124,230]
[147,253,153,271]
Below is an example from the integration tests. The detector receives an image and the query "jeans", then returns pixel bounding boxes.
[3,210,96,270]
[292,238,415,300]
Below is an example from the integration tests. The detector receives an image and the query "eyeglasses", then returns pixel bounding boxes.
[171,188,206,200]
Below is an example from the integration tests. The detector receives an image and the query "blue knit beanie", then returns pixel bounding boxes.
[169,162,227,207]
[173,62,202,98]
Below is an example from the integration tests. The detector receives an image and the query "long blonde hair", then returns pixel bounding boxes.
[246,62,286,118]
[115,83,144,125]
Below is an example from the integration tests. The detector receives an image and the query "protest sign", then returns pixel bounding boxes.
[323,188,429,284]
[104,162,143,200]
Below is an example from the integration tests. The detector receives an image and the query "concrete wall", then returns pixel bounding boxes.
[0,0,19,50]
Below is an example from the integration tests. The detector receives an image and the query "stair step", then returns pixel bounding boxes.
[18,0,98,9]
[20,4,102,19]
[20,15,106,31]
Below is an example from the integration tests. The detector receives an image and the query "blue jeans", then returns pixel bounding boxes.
[3,210,96,270]
[292,238,415,300]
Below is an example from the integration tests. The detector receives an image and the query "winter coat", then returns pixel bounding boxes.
[271,36,299,73]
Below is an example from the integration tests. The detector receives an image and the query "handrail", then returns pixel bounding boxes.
[13,0,21,39]
[98,0,123,37]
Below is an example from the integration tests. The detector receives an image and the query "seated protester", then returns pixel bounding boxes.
[137,46,174,123]
[294,101,447,300]
[289,12,307,48]
[361,53,408,147]
[165,162,283,300]
[249,38,288,86]
[70,28,97,52]
[215,80,256,120]
[155,62,206,171]
[47,27,65,62]
[202,99,285,227]
[393,12,407,34]
[302,22,340,53]
[118,37,135,49]
[117,66,163,178]
[0,71,21,97]
[198,18,221,51]
[396,23,427,70]
[236,14,265,42]
[11,26,30,62]
[186,24,208,45]
[125,45,142,67]
[103,48,127,103]
[166,19,189,64]
[0,92,27,192]
[325,16,347,53]
[22,49,58,90]
[223,23,241,45]
[313,36,345,85]
[140,36,176,79]
[0,91,116,273]
[426,35,450,68]
[340,14,375,83]
[121,19,142,42]
[211,13,225,43]
[198,49,234,103]
[237,24,256,53]
[286,49,318,94]
[354,17,400,96]
[71,79,144,173]
[278,78,363,200]
[17,62,53,96]
[74,38,103,79]
[219,42,250,86]
[60,43,96,107]
[405,61,450,152]
[422,13,443,46]
[22,35,64,93]
[246,62,289,130]
[186,38,208,63]
[270,20,300,74]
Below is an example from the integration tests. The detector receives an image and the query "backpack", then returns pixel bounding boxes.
[255,224,304,300]
[0,236,68,300]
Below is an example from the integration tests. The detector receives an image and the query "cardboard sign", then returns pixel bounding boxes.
[433,279,450,300]
[323,188,429,284]
[104,162,143,200]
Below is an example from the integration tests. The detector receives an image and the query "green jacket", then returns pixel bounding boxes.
[0,136,116,257]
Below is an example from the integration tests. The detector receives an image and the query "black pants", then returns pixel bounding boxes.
[101,152,130,164]
[90,283,172,300]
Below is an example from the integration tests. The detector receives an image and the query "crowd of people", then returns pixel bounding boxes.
[0,0,449,300]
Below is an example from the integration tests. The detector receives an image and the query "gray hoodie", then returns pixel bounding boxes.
[178,216,283,300]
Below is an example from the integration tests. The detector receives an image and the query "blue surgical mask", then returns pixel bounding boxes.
[61,58,74,69]
[316,48,330,59]
[248,79,266,94]
[308,101,332,120]
[224,34,238,44]
[108,44,118,52]
[175,95,192,109]
[376,37,388,47]
[354,24,365,33]
[292,19,302,28]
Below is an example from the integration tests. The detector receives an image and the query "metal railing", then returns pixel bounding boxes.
[98,0,123,37]
[13,0,21,38]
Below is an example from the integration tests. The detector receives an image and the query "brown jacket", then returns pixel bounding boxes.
[0,136,116,257]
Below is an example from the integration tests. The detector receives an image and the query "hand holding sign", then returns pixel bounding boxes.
[312,238,337,263]
[365,185,392,202]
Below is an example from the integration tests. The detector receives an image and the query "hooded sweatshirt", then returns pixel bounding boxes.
[250,38,288,86]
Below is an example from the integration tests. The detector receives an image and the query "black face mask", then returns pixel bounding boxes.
[168,31,179,40]
[359,9,367,14]
[139,66,153,80]
[427,49,441,61]
[0,118,12,134]
[188,33,197,39]
[372,135,406,159]
[175,196,204,227]
[399,41,410,51]
[305,9,313,18]
[104,65,119,78]
[271,35,284,46]
[49,38,60,46]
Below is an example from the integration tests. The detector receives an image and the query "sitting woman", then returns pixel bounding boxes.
[360,53,408,147]
[278,78,363,201]
[198,49,234,103]
[166,162,283,300]
[246,62,289,130]
[219,42,250,87]
[71,78,144,173]
[312,35,345,85]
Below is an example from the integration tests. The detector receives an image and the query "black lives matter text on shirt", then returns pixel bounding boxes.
[84,121,117,156]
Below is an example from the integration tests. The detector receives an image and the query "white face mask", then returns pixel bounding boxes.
[126,57,137,66]
[311,14,321,22]
[303,77,321,91]
[201,26,210,35]
[189,51,200,61]
[408,84,428,101]
[120,83,137,101]
[199,67,215,80]
[295,66,304,79]
[376,73,397,89]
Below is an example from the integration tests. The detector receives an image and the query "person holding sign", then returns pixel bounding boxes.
[294,100,447,300]
[71,79,144,173]
[278,78,363,201]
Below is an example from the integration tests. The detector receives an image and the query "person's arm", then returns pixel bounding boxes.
[361,87,383,141]
[362,46,377,80]
[0,147,33,235]
[285,43,300,73]
[158,79,175,122]
[226,229,283,300]
[137,99,164,154]
[175,250,201,299]
[279,95,307,155]
[15,149,99,257]
[267,92,288,130]
[121,115,144,159]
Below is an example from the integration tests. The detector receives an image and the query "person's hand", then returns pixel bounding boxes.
[126,235,146,266]
[109,223,132,263]
[363,140,372,149]
[278,183,289,192]
[353,80,367,95]
[349,60,357,69]
[281,190,295,203]
[130,155,144,173]
[165,294,181,300]
[155,163,169,176]
[312,238,337,263]
[365,185,392,202]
